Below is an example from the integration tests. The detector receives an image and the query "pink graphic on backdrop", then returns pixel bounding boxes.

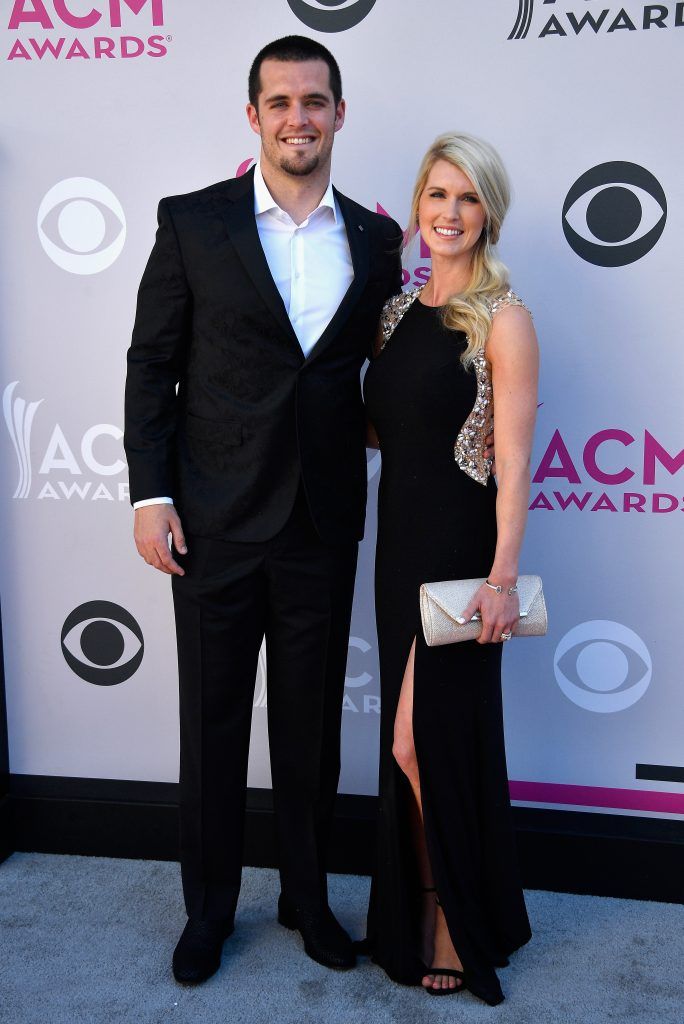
[583,429,636,485]
[7,0,168,60]
[236,158,256,177]
[509,781,684,816]
[8,0,164,29]
[530,426,684,514]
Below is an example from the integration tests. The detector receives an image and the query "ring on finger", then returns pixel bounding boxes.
[500,631,512,641]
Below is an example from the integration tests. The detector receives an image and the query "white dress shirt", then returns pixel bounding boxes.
[134,162,354,510]
[253,161,353,357]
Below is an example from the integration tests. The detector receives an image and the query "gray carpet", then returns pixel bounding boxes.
[1,853,682,1024]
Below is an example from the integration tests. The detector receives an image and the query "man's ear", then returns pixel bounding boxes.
[246,103,261,137]
[333,99,346,134]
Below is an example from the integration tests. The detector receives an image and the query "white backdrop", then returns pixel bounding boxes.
[1,0,682,820]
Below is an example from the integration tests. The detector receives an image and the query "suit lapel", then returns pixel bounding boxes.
[221,168,301,352]
[304,189,370,363]
[221,172,371,362]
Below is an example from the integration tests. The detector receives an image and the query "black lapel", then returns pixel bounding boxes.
[304,189,370,363]
[221,167,301,352]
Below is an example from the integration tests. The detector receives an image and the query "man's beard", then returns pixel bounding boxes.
[279,152,321,177]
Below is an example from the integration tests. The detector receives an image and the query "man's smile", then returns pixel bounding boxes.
[282,136,316,145]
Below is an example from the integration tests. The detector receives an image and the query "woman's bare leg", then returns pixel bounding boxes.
[392,639,463,992]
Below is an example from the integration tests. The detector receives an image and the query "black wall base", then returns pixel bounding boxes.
[0,600,9,867]
[6,775,684,904]
[0,794,11,865]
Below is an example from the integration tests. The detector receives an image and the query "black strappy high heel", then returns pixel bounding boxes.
[420,888,465,997]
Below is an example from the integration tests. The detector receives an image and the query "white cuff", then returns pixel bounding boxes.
[133,497,174,509]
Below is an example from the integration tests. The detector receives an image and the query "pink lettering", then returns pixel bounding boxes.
[529,491,554,511]
[30,35,65,57]
[8,0,53,30]
[553,490,592,511]
[533,429,581,484]
[94,36,115,57]
[652,493,679,513]
[643,431,684,485]
[583,429,635,484]
[7,38,32,58]
[121,34,144,56]
[590,493,618,512]
[109,0,164,27]
[65,37,89,57]
[147,34,166,56]
[53,1,100,29]
[376,206,431,259]
[623,493,646,512]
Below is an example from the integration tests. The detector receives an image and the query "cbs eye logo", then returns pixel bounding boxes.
[562,162,666,267]
[287,0,377,32]
[37,177,126,275]
[61,601,144,685]
[554,620,651,713]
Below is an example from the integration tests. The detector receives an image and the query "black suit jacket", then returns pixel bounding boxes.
[124,167,403,543]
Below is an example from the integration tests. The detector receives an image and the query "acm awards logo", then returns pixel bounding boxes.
[554,621,652,712]
[3,382,128,502]
[562,162,666,267]
[529,417,684,515]
[61,601,144,684]
[38,178,126,274]
[287,0,377,32]
[509,0,684,39]
[6,0,169,61]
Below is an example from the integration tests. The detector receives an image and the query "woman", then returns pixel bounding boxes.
[363,133,538,1005]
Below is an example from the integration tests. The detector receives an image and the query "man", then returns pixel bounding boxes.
[124,36,403,984]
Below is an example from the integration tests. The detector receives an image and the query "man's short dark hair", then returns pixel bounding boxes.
[248,35,343,108]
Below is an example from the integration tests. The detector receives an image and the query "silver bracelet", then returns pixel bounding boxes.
[485,578,518,596]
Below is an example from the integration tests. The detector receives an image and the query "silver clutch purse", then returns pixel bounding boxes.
[420,575,547,646]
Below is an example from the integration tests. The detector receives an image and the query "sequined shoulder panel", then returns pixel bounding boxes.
[453,351,493,486]
[453,291,530,486]
[487,289,532,318]
[380,286,425,350]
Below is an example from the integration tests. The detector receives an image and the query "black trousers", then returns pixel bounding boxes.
[171,487,358,922]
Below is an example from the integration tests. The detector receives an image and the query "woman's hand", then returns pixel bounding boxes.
[460,583,519,644]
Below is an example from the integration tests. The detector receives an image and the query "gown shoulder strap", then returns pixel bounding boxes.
[380,286,424,350]
[487,289,532,318]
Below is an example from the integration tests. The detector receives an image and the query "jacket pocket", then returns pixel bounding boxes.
[184,412,243,446]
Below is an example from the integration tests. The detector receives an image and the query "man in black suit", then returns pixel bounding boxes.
[124,36,402,984]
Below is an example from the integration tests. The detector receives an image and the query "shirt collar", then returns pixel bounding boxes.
[253,161,338,224]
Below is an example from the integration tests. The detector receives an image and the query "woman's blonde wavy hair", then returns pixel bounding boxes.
[407,132,511,368]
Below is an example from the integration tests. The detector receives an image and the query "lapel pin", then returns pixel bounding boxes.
[358,224,364,231]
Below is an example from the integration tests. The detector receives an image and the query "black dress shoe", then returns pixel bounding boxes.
[277,894,356,970]
[172,917,234,985]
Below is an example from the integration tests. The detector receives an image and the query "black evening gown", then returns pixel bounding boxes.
[362,295,531,1006]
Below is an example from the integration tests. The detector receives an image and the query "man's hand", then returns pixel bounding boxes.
[134,504,187,576]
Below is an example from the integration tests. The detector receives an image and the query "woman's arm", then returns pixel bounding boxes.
[461,304,539,643]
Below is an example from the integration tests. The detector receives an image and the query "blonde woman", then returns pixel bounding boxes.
[363,133,538,1004]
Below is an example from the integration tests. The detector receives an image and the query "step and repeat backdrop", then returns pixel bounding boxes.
[1,1,682,819]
